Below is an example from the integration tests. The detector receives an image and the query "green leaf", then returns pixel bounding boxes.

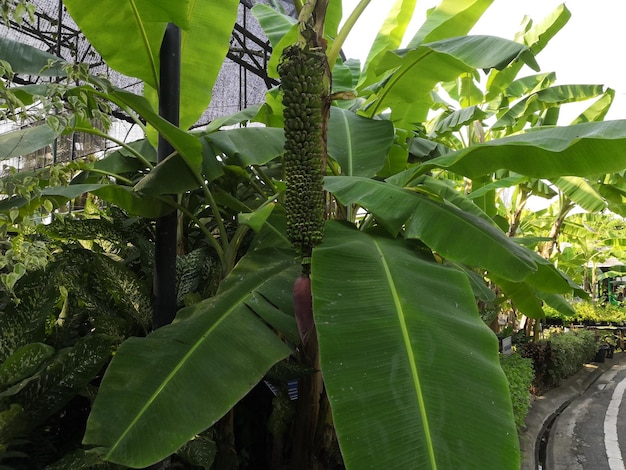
[457,265,496,302]
[134,136,226,195]
[0,125,59,162]
[493,277,545,319]
[251,4,297,48]
[62,0,191,88]
[313,222,519,469]
[540,293,576,317]
[324,176,537,281]
[492,84,606,129]
[357,0,418,90]
[207,127,285,167]
[486,4,570,99]
[52,1,238,129]
[238,203,276,233]
[571,88,615,125]
[252,4,298,78]
[430,105,487,136]
[552,177,606,213]
[106,90,202,171]
[204,104,265,133]
[407,175,493,222]
[521,249,585,296]
[0,343,55,389]
[426,120,626,179]
[94,139,157,174]
[178,0,239,129]
[83,249,295,467]
[0,36,66,76]
[327,107,394,177]
[134,153,200,195]
[407,0,493,47]
[42,184,172,218]
[7,335,114,435]
[367,36,533,124]
[325,0,343,40]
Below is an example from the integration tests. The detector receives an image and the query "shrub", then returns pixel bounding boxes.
[545,301,626,324]
[520,341,553,393]
[547,329,597,385]
[521,329,597,391]
[500,354,534,431]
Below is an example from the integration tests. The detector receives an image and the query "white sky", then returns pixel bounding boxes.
[341,0,626,120]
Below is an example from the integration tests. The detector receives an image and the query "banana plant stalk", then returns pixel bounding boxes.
[279,0,332,466]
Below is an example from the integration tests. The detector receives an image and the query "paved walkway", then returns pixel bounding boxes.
[547,353,626,469]
[520,351,626,470]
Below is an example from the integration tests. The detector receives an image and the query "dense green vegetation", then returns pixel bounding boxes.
[500,353,534,431]
[1,0,626,468]
[546,301,626,324]
[521,329,598,391]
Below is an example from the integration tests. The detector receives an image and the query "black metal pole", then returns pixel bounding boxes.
[152,23,181,329]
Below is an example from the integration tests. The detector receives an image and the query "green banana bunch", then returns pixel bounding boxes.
[278,44,326,258]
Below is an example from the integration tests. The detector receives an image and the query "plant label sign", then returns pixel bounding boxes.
[501,336,512,356]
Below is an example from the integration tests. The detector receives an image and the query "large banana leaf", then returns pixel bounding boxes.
[366,35,535,125]
[492,84,606,129]
[324,176,537,281]
[62,0,190,87]
[356,0,418,90]
[425,120,626,179]
[572,88,615,124]
[0,125,58,161]
[407,0,493,48]
[207,127,285,167]
[177,0,239,129]
[83,248,296,467]
[327,107,394,177]
[313,222,519,469]
[493,276,545,319]
[63,0,239,129]
[41,184,171,218]
[0,36,66,76]
[103,90,202,170]
[552,177,606,213]
[134,126,285,195]
[486,4,570,100]
[251,4,296,47]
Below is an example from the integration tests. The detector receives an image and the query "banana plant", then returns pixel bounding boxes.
[4,0,626,469]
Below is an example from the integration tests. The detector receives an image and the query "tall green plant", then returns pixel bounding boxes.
[2,0,626,469]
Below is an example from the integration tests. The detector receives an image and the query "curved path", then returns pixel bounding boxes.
[548,355,626,469]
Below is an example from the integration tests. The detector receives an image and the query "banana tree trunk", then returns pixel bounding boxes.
[540,199,574,259]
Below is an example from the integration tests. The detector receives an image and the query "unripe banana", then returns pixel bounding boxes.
[278,44,327,257]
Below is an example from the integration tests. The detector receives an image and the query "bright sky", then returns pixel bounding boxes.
[341,0,626,120]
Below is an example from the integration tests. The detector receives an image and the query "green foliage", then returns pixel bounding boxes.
[500,353,534,431]
[545,301,626,324]
[522,329,597,391]
[547,329,597,385]
[0,203,158,467]
[520,340,553,393]
[0,0,35,27]
[2,0,624,468]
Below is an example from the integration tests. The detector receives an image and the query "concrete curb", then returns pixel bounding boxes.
[519,351,626,470]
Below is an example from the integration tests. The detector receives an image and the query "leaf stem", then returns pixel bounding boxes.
[152,193,226,271]
[128,0,160,90]
[327,0,372,69]
[223,224,250,273]
[74,126,154,170]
